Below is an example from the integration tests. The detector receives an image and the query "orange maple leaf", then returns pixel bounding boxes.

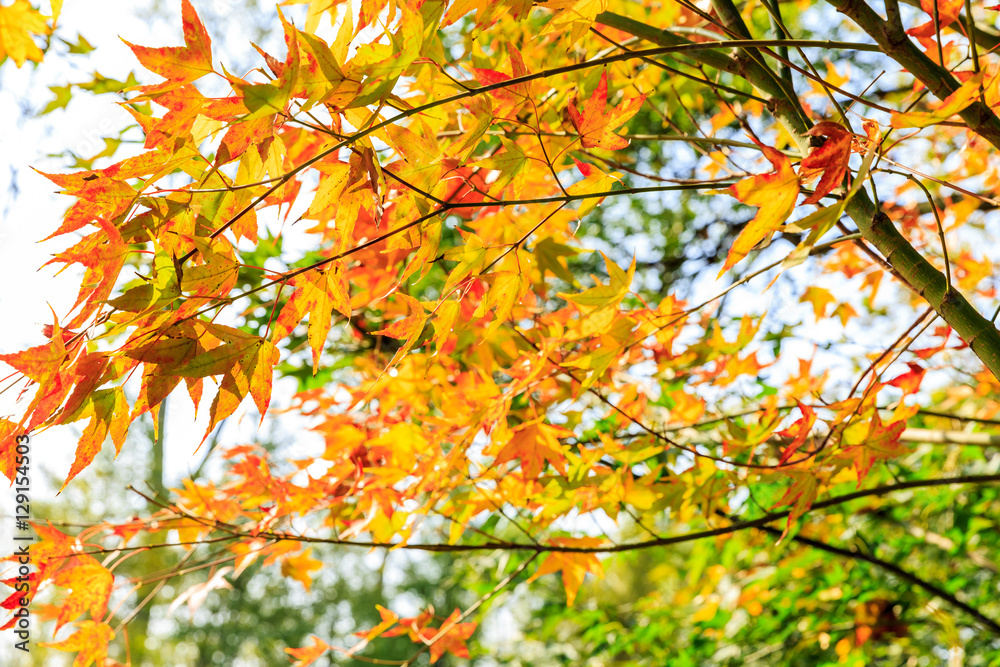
[0,337,67,385]
[352,604,399,642]
[772,469,818,541]
[369,293,429,370]
[850,412,909,481]
[891,72,984,129]
[286,635,330,667]
[122,0,212,86]
[720,137,800,275]
[493,421,571,479]
[281,548,323,591]
[40,620,115,667]
[51,557,114,631]
[527,537,606,605]
[62,388,129,489]
[566,71,646,150]
[272,267,351,374]
[800,285,837,320]
[799,121,852,205]
[428,609,477,664]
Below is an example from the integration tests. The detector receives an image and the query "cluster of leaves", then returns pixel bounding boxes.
[4,0,1000,663]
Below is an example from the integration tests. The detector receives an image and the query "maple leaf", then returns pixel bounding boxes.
[350,5,422,105]
[43,218,127,329]
[799,121,852,205]
[800,286,837,320]
[62,388,129,489]
[472,43,533,118]
[493,421,571,479]
[777,402,817,464]
[848,412,909,481]
[294,28,348,107]
[203,339,281,437]
[908,0,963,38]
[179,236,240,299]
[475,137,530,198]
[527,536,606,605]
[353,604,399,643]
[564,161,624,217]
[273,267,351,374]
[286,635,331,667]
[0,0,49,67]
[0,337,67,385]
[370,293,428,354]
[22,523,76,583]
[215,114,274,165]
[566,71,646,150]
[887,362,926,395]
[122,0,213,87]
[51,557,114,631]
[449,95,495,160]
[543,0,610,44]
[1,572,37,623]
[428,609,477,664]
[557,252,635,311]
[443,0,531,28]
[534,236,580,285]
[281,548,323,591]
[40,620,115,667]
[239,9,300,118]
[891,72,984,128]
[772,469,818,542]
[475,271,528,333]
[171,333,262,379]
[720,137,800,275]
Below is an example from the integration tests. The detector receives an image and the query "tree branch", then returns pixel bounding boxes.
[755,523,1000,636]
[92,474,1000,557]
[596,8,1000,381]
[824,0,1000,147]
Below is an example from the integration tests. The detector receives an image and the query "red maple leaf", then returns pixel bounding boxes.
[799,121,853,205]
[887,362,926,395]
[908,0,963,38]
[777,402,817,464]
[567,71,646,150]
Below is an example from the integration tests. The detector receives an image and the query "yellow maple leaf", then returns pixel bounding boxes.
[40,621,115,667]
[891,72,984,129]
[557,252,635,311]
[0,0,50,67]
[281,548,323,591]
[720,137,800,276]
[800,286,837,320]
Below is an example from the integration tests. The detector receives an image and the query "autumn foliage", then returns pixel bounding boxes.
[4,0,1000,663]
